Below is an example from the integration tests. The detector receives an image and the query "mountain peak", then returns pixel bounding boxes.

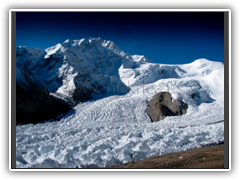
[16,37,224,168]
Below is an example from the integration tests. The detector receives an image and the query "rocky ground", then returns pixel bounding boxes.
[105,144,224,169]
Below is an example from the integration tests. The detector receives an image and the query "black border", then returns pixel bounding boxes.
[11,11,16,169]
[224,11,229,169]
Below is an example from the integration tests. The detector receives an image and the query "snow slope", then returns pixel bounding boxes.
[16,38,152,99]
[16,38,224,168]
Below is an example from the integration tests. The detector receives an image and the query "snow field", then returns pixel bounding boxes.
[16,38,224,168]
[16,84,224,168]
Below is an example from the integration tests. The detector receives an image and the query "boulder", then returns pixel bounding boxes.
[146,92,188,122]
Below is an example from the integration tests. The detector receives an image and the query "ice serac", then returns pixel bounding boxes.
[16,38,224,168]
[16,38,224,122]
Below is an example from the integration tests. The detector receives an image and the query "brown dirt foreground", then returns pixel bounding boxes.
[105,144,224,169]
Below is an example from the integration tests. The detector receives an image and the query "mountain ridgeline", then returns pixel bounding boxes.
[16,38,225,168]
[16,37,224,125]
[16,38,153,124]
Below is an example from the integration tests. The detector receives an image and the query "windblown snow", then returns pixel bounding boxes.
[16,37,224,168]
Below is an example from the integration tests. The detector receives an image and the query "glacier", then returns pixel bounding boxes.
[16,37,224,168]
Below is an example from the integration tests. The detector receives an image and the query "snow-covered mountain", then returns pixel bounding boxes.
[16,38,154,102]
[16,38,224,168]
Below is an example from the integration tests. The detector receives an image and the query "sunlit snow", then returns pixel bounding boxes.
[16,38,224,168]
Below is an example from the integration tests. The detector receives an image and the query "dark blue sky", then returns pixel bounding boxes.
[16,12,224,64]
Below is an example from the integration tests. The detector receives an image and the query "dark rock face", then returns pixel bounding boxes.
[16,84,72,125]
[146,92,188,122]
[72,85,95,101]
[16,68,72,125]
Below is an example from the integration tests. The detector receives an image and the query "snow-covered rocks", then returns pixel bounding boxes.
[16,37,224,168]
[17,38,130,101]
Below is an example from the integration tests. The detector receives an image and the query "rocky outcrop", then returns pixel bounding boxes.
[17,85,72,125]
[16,67,71,125]
[146,92,188,122]
[71,73,104,101]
